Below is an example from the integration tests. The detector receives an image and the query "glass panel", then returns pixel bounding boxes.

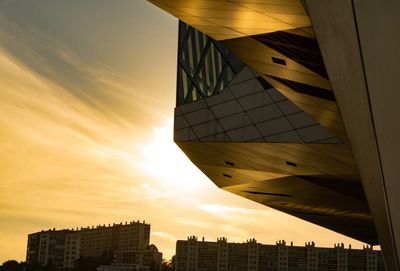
[181,68,189,99]
[176,21,245,105]
[187,33,195,75]
[192,88,197,102]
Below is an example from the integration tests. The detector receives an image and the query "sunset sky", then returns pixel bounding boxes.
[0,0,366,263]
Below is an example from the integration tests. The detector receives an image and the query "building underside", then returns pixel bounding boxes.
[147,1,400,269]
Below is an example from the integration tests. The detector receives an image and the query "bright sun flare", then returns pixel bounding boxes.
[140,120,210,191]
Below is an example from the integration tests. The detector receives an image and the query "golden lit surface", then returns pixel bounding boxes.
[0,0,366,263]
[148,0,310,40]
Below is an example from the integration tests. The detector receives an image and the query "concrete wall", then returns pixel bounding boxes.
[305,0,400,269]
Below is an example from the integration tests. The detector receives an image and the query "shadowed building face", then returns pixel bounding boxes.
[148,1,400,269]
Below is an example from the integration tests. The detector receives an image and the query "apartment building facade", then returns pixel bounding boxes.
[26,229,80,269]
[26,220,152,270]
[79,220,150,257]
[175,236,385,271]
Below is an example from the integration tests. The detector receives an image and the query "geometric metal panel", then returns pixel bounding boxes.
[254,30,329,79]
[176,53,339,143]
[175,74,341,143]
[148,0,310,41]
[177,141,376,245]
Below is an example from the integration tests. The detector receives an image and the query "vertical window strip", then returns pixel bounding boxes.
[181,68,189,99]
[192,88,197,101]
[210,44,217,92]
[187,32,194,75]
[212,45,220,86]
[217,50,223,76]
[205,48,211,95]
[214,63,227,95]
[184,85,193,104]
[177,68,185,105]
[181,44,186,69]
[197,77,205,96]
[219,78,225,93]
[182,51,186,62]
[206,66,212,96]
[195,34,209,97]
[195,31,201,67]
[197,68,205,96]
[202,41,210,95]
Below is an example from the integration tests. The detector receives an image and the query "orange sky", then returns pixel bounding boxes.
[0,0,366,263]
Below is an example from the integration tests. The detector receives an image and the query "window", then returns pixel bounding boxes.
[272,57,286,65]
[286,161,297,167]
[225,161,235,166]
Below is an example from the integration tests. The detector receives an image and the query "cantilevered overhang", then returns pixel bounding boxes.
[146,0,400,268]
[170,20,373,244]
[148,0,310,40]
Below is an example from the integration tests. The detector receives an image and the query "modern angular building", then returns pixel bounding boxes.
[175,236,385,271]
[146,1,400,269]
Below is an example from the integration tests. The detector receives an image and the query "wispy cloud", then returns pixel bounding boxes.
[199,204,272,216]
[176,219,212,229]
[152,231,177,243]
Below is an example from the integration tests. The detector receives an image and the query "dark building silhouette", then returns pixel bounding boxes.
[114,244,162,271]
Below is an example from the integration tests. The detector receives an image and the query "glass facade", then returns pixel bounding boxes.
[174,22,339,144]
[177,21,244,105]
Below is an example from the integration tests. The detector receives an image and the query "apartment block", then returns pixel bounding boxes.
[26,229,79,269]
[175,236,385,271]
[26,220,152,270]
[79,221,150,257]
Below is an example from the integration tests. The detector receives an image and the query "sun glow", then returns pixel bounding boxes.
[140,119,210,191]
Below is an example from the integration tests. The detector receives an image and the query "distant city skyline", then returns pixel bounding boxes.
[24,219,383,270]
[0,0,367,264]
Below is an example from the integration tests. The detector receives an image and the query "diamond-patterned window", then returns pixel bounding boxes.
[177,21,244,105]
